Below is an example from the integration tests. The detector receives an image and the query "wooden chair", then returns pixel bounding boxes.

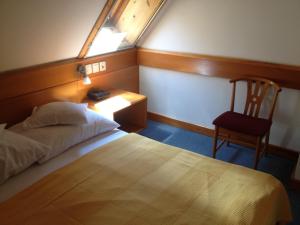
[212,77,281,169]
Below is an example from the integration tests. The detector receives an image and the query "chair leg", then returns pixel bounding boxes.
[254,137,262,170]
[226,134,231,147]
[264,131,270,157]
[212,126,219,158]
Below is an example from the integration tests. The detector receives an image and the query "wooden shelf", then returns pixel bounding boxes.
[85,89,147,133]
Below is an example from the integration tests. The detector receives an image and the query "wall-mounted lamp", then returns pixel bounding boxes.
[77,64,91,85]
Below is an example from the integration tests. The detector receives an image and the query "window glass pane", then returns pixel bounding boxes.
[86,0,164,57]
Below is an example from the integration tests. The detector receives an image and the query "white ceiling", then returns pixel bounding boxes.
[0,0,106,72]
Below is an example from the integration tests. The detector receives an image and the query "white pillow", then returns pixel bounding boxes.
[22,102,89,129]
[0,130,50,184]
[10,109,120,163]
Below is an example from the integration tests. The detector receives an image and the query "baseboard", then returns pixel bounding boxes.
[148,112,214,137]
[148,112,299,161]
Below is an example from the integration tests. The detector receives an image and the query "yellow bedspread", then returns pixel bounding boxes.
[0,134,292,225]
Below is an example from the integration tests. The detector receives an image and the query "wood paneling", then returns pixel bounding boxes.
[0,48,138,126]
[115,0,166,44]
[148,112,299,161]
[138,48,300,90]
[0,82,79,126]
[84,48,137,75]
[79,0,166,58]
[0,60,78,101]
[0,48,137,101]
[77,66,139,102]
[110,0,130,24]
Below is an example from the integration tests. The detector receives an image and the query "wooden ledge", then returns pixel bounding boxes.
[138,48,300,90]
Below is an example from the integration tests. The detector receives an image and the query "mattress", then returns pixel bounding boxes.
[0,133,292,225]
[0,129,127,203]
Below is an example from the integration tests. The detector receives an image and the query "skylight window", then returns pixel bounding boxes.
[82,0,166,58]
[87,27,127,56]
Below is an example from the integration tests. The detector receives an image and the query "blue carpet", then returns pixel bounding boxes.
[139,120,300,225]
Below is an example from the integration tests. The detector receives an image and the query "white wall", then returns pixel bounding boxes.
[138,0,300,153]
[0,0,106,72]
[139,0,300,65]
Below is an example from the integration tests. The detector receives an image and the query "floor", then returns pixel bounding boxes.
[139,120,300,225]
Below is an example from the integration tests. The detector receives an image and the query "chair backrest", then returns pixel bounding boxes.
[230,77,281,120]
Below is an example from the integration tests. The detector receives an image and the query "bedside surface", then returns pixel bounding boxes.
[84,89,147,132]
[85,89,145,111]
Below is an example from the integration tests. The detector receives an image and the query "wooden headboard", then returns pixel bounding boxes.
[0,48,138,126]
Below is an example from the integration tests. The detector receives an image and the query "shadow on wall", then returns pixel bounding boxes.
[274,90,300,150]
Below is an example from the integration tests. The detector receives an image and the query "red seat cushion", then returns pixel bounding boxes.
[213,111,272,136]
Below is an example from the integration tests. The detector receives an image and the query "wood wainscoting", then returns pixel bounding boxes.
[148,112,299,161]
[0,48,138,126]
[138,48,300,90]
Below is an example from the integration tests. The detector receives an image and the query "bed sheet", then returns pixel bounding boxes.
[0,129,127,202]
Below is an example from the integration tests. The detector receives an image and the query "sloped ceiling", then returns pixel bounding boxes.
[138,0,300,66]
[0,0,106,72]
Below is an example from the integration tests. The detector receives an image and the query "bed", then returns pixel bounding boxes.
[0,129,127,203]
[0,132,292,225]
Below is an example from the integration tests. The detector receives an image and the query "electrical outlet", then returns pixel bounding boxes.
[99,61,106,72]
[92,63,100,73]
[85,64,93,75]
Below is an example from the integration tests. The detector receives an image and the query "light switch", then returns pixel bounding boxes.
[99,61,106,72]
[85,64,93,74]
[92,63,100,73]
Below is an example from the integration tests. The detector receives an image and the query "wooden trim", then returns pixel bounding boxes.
[134,0,168,45]
[0,65,139,127]
[78,0,115,58]
[267,145,298,162]
[148,112,213,137]
[0,48,137,101]
[83,48,137,76]
[138,48,300,90]
[0,48,138,126]
[147,112,299,161]
[0,82,79,126]
[0,47,136,76]
[110,0,130,24]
